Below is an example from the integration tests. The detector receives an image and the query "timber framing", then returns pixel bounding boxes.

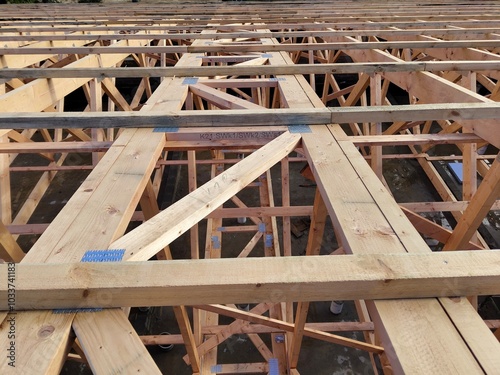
[0,0,499,374]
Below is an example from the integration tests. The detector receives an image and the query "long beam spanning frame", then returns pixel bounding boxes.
[2,40,500,55]
[2,61,500,79]
[0,102,498,126]
[2,251,500,310]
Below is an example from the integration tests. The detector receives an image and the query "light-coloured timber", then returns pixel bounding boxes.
[3,40,500,55]
[0,1,500,373]
[4,61,500,79]
[0,102,499,133]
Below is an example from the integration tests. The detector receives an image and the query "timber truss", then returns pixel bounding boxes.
[0,0,500,374]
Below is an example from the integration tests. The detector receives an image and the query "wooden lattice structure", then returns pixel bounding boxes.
[0,0,499,374]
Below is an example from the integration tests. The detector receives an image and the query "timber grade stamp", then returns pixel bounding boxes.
[198,131,284,140]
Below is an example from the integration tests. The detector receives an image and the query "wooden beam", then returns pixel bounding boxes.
[3,40,500,55]
[72,309,161,375]
[0,103,499,132]
[3,251,500,309]
[3,61,500,79]
[0,310,74,373]
[0,135,10,224]
[2,28,500,43]
[400,200,500,213]
[349,133,483,146]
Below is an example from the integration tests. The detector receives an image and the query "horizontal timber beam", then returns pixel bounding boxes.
[349,133,484,146]
[2,20,500,33]
[2,40,500,55]
[0,141,112,154]
[2,61,500,79]
[0,103,499,131]
[1,251,500,310]
[0,28,497,42]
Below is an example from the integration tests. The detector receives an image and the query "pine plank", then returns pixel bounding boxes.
[5,251,500,309]
[0,311,73,374]
[72,309,161,375]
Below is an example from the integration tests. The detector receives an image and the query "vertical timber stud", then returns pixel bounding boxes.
[0,82,10,224]
[259,171,288,375]
[461,72,479,241]
[0,134,11,224]
[370,73,383,180]
[461,71,479,309]
[281,157,294,329]
[188,150,199,260]
[201,149,225,373]
[89,78,104,165]
[290,189,328,369]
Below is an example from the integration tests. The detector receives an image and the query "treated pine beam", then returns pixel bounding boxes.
[400,200,500,213]
[443,153,500,250]
[258,169,287,374]
[0,21,499,34]
[3,61,500,80]
[0,108,329,128]
[207,206,312,219]
[72,309,160,375]
[3,28,498,43]
[0,102,499,129]
[3,40,500,55]
[0,141,112,154]
[199,321,375,335]
[0,135,10,224]
[349,133,483,146]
